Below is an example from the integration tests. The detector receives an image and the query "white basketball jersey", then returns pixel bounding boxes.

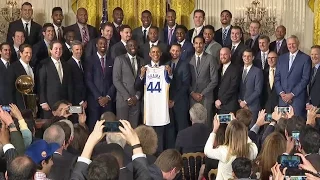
[144,65,170,126]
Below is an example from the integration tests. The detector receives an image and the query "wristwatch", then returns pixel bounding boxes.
[8,123,16,129]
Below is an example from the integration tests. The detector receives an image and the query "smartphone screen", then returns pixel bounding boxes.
[69,106,82,114]
[279,155,301,168]
[266,114,272,122]
[1,106,10,112]
[218,114,231,123]
[277,107,290,113]
[103,121,122,132]
[289,176,307,180]
[292,131,300,146]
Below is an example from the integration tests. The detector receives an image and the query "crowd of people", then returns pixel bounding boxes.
[0,1,320,180]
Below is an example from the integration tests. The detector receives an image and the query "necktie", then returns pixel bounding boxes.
[231,46,236,54]
[58,27,62,40]
[106,40,110,52]
[262,52,266,69]
[56,61,63,83]
[82,27,89,44]
[249,39,254,48]
[17,50,20,59]
[242,68,248,82]
[276,41,281,53]
[5,62,9,69]
[289,55,295,71]
[131,57,137,77]
[25,23,29,36]
[27,65,34,80]
[311,67,318,84]
[222,28,227,46]
[47,46,51,56]
[78,60,83,71]
[101,57,105,74]
[116,26,120,33]
[172,62,176,72]
[196,56,201,72]
[192,29,198,43]
[269,68,275,89]
[143,29,147,44]
[168,28,173,45]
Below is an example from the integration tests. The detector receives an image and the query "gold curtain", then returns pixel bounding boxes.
[309,0,320,45]
[170,0,195,29]
[107,0,137,29]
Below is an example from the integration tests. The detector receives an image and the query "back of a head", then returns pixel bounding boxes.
[135,125,158,155]
[100,111,117,121]
[88,153,119,180]
[275,118,288,136]
[43,124,65,146]
[70,124,89,153]
[232,157,252,179]
[286,116,306,136]
[155,149,183,173]
[236,109,252,127]
[92,143,125,168]
[189,103,207,124]
[59,119,74,138]
[300,126,320,154]
[54,121,71,145]
[7,156,36,180]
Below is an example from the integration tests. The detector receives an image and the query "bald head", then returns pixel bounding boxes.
[275,25,286,40]
[76,8,88,25]
[7,156,36,180]
[220,47,231,64]
[43,124,65,146]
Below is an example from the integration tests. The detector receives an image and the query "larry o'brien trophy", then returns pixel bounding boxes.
[15,75,38,118]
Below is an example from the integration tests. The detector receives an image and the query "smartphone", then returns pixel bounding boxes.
[217,114,232,123]
[69,106,82,114]
[103,121,123,132]
[1,105,10,112]
[265,114,272,122]
[288,176,307,180]
[277,107,290,113]
[292,131,300,146]
[278,155,301,168]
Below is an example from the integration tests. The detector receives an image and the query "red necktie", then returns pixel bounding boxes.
[100,57,105,74]
[82,27,89,44]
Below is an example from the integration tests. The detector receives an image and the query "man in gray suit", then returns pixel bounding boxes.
[239,48,263,127]
[113,39,144,128]
[203,25,222,65]
[189,35,218,126]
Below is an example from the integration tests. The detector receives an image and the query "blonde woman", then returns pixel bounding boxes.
[204,116,258,180]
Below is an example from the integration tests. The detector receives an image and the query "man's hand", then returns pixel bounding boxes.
[0,120,10,145]
[307,106,318,127]
[0,107,14,127]
[191,92,202,102]
[41,103,51,111]
[215,100,221,109]
[256,109,268,127]
[81,101,88,109]
[169,100,175,108]
[9,104,23,120]
[165,65,172,76]
[295,153,318,174]
[239,101,247,109]
[119,120,140,146]
[98,97,109,107]
[306,103,313,110]
[285,93,294,102]
[140,66,147,78]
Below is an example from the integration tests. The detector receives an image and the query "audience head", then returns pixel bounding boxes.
[154,149,183,180]
[88,153,119,180]
[25,139,59,175]
[274,118,288,137]
[203,25,215,44]
[214,123,228,147]
[275,25,286,40]
[0,43,11,61]
[49,40,63,59]
[21,2,33,21]
[76,7,88,25]
[19,44,32,63]
[175,25,188,43]
[193,9,205,28]
[64,30,75,45]
[100,111,117,121]
[169,43,182,60]
[285,116,305,136]
[149,45,162,63]
[119,24,132,42]
[126,39,138,56]
[193,35,205,54]
[69,124,89,154]
[258,35,270,52]
[311,45,320,65]
[43,124,66,149]
[100,22,114,40]
[96,37,108,55]
[112,7,124,25]
[103,112,126,148]
[166,9,176,27]
[220,47,232,64]
[249,20,261,37]
[220,10,232,26]
[6,156,36,180]
[236,109,252,127]
[148,26,160,43]
[287,35,300,53]
[141,10,152,28]
[267,51,278,68]
[71,40,83,60]
[92,143,126,168]
[59,119,74,146]
[242,48,254,66]
[299,126,320,155]
[232,157,252,179]
[42,23,55,42]
[12,30,26,47]
[231,26,243,43]
[51,100,70,117]
[51,7,64,26]
[135,125,158,155]
[189,103,207,124]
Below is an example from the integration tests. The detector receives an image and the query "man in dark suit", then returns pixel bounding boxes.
[269,25,289,56]
[253,35,270,70]
[261,51,278,113]
[111,7,124,43]
[51,7,65,41]
[175,103,210,153]
[188,9,205,42]
[85,37,116,131]
[0,43,11,105]
[215,47,240,114]
[85,22,115,59]
[6,2,42,46]
[113,39,143,128]
[175,25,194,62]
[189,36,218,126]
[61,30,75,61]
[110,25,132,61]
[203,25,222,65]
[65,8,98,45]
[7,44,34,110]
[230,26,247,67]
[244,20,261,54]
[306,45,320,110]
[39,41,73,118]
[239,49,263,126]
[132,10,164,48]
[163,9,178,46]
[67,40,87,108]
[275,35,311,117]
[215,10,233,47]
[10,30,25,63]
[139,26,168,64]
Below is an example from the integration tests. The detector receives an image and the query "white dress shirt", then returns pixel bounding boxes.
[149,40,159,48]
[231,41,241,50]
[53,23,63,39]
[222,61,231,75]
[1,58,9,68]
[19,59,34,80]
[178,39,186,47]
[51,57,63,79]
[21,18,31,35]
[127,53,137,73]
[142,25,152,36]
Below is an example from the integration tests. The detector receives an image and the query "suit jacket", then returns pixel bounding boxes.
[306,154,320,172]
[70,161,88,180]
[175,123,210,153]
[245,35,260,54]
[133,157,163,180]
[61,43,73,62]
[230,42,247,67]
[9,45,19,63]
[48,151,77,180]
[67,58,87,105]
[261,67,279,113]
[138,42,169,64]
[110,41,127,61]
[39,58,73,107]
[217,63,240,113]
[309,66,320,107]
[269,39,289,56]
[215,27,232,47]
[0,60,9,105]
[205,41,222,65]
[253,51,269,70]
[111,23,121,43]
[53,26,65,41]
[65,23,98,43]
[119,168,133,180]
[163,24,177,45]
[188,27,204,42]
[189,52,218,100]
[274,51,311,116]
[85,37,115,59]
[6,19,42,45]
[113,54,144,101]
[132,26,164,48]
[180,41,195,62]
[239,65,263,111]
[31,39,50,69]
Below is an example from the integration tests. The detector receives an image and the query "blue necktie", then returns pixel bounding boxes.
[172,62,176,72]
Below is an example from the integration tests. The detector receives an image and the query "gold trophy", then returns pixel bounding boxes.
[15,75,38,118]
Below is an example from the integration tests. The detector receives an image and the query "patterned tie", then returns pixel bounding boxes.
[100,57,105,74]
[5,61,10,69]
[262,52,266,69]
[222,28,227,46]
[276,41,281,53]
[143,29,147,44]
[168,28,173,45]
[82,26,89,44]
[78,60,83,71]
[242,68,248,82]
[58,27,63,40]
[311,67,318,84]
[231,46,236,54]
[289,55,295,71]
[269,68,275,89]
[25,23,29,36]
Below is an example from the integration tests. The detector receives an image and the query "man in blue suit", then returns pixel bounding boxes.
[175,25,194,62]
[85,37,116,131]
[275,35,311,117]
[163,9,177,46]
[239,48,263,127]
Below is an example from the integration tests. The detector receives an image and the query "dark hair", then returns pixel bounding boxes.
[232,157,252,178]
[36,155,53,170]
[21,2,32,8]
[149,26,159,33]
[167,9,176,15]
[142,10,152,16]
[119,24,131,32]
[88,153,120,180]
[258,35,270,43]
[193,9,205,17]
[203,25,215,32]
[19,44,32,53]
[49,40,63,50]
[7,156,36,180]
[52,7,62,15]
[221,10,232,18]
[64,29,75,36]
[193,35,205,43]
[52,100,70,111]
[236,109,252,127]
[286,116,305,136]
[12,30,25,38]
[176,25,188,33]
[231,25,243,32]
[70,124,89,154]
[311,45,320,50]
[0,42,10,51]
[155,149,183,172]
[101,22,114,31]
[42,23,54,33]
[113,7,123,13]
[243,48,254,55]
[54,121,71,144]
[251,20,261,28]
[299,126,320,154]
[170,43,181,49]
